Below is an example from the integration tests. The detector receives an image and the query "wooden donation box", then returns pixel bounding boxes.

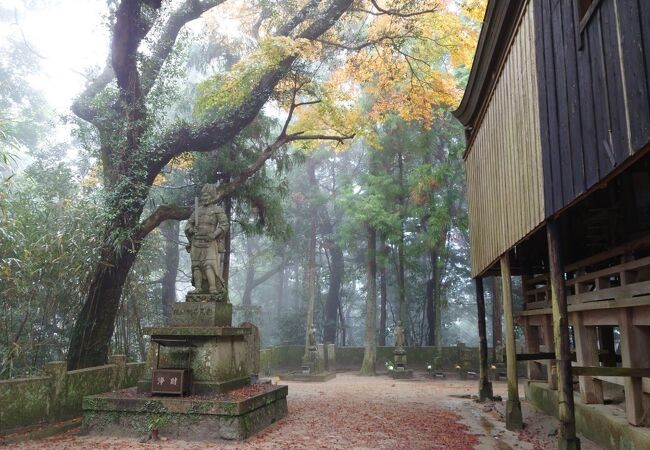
[151,338,194,396]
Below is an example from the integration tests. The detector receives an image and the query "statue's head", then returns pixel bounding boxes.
[397,320,402,327]
[200,184,218,206]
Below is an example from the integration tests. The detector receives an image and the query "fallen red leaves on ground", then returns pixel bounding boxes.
[12,374,481,450]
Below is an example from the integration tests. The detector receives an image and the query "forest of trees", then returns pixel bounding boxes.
[0,0,490,379]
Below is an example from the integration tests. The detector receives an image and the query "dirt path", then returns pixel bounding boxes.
[6,372,599,449]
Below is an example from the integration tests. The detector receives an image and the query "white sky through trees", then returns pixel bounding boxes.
[3,0,108,112]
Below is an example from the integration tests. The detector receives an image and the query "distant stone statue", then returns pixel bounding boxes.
[185,184,229,295]
[495,340,504,364]
[308,324,317,350]
[394,321,406,349]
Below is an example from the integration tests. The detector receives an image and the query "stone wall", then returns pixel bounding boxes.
[0,356,145,433]
[525,381,650,450]
[260,345,483,373]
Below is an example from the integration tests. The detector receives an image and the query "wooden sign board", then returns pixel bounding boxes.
[151,369,191,396]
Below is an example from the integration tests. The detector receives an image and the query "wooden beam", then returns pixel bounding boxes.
[547,220,580,449]
[516,352,556,361]
[571,366,650,377]
[475,277,493,401]
[500,253,523,431]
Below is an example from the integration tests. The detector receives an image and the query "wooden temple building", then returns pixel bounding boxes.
[454,0,650,448]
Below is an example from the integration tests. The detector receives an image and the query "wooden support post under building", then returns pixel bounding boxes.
[500,253,523,430]
[542,314,557,389]
[572,312,603,404]
[475,277,493,401]
[522,317,544,380]
[618,308,650,426]
[547,220,580,450]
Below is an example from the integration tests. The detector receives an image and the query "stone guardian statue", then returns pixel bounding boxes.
[308,323,317,350]
[185,184,229,296]
[394,320,406,349]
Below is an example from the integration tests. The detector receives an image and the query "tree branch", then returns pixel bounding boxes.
[140,0,227,95]
[358,1,440,18]
[147,0,354,182]
[135,204,191,241]
[251,261,286,288]
[71,62,114,125]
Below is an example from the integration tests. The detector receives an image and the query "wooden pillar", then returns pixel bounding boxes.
[475,277,493,401]
[491,276,502,362]
[542,314,557,389]
[618,308,650,426]
[547,220,580,450]
[522,317,544,380]
[572,312,603,404]
[500,253,523,430]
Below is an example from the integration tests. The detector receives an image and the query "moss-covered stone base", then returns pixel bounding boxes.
[525,381,650,450]
[82,385,288,441]
[390,369,414,379]
[137,376,250,396]
[278,371,336,382]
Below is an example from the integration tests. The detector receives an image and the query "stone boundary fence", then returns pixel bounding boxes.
[0,345,483,433]
[259,345,483,374]
[0,355,145,433]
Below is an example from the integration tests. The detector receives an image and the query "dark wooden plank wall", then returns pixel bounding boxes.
[534,0,650,216]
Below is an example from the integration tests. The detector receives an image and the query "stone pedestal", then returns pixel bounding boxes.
[278,346,336,382]
[84,290,287,440]
[390,347,413,379]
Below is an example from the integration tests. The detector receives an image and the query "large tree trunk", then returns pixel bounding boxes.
[396,151,407,339]
[378,237,388,346]
[490,276,502,362]
[426,249,439,346]
[222,194,232,286]
[160,220,179,321]
[241,237,256,321]
[323,244,343,344]
[360,224,377,375]
[276,260,285,318]
[67,235,140,369]
[321,207,343,344]
[304,159,318,357]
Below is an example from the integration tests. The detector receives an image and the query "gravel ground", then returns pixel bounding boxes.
[4,372,600,450]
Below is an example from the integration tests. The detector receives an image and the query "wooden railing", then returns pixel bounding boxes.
[523,235,650,311]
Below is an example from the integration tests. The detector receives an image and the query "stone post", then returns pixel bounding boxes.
[109,354,127,391]
[327,344,336,372]
[240,322,260,379]
[44,361,67,421]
